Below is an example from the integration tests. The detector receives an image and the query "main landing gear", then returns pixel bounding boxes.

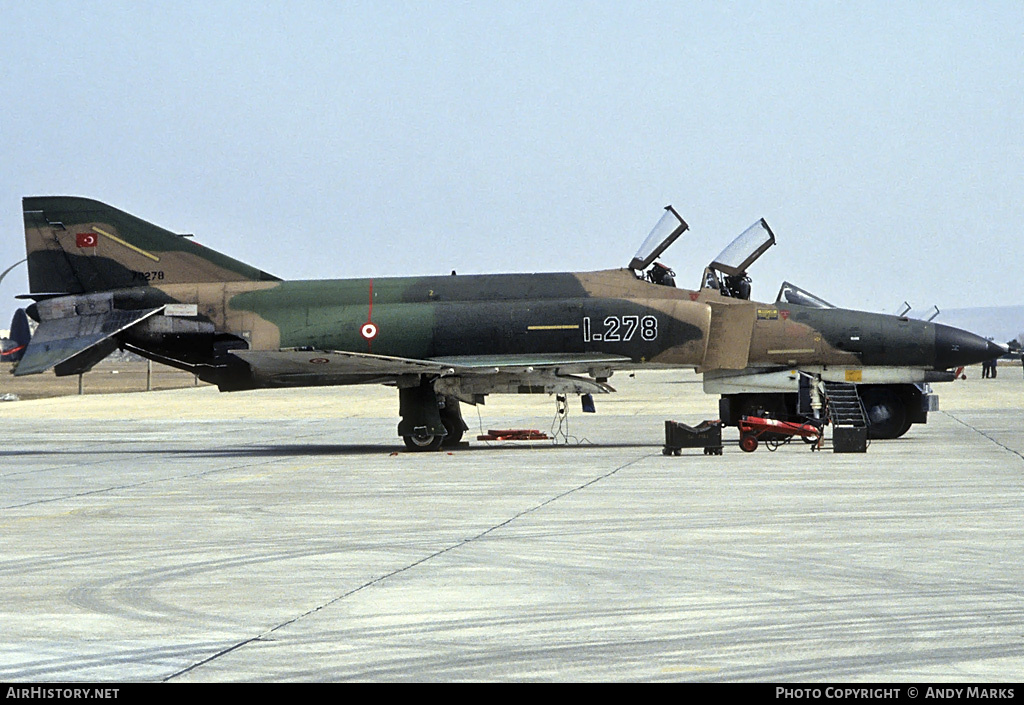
[398,380,468,451]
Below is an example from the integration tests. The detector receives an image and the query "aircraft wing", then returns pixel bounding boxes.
[232,349,461,383]
[428,352,631,373]
[231,349,631,388]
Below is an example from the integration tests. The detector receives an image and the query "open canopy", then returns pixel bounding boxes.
[709,218,776,276]
[628,205,688,271]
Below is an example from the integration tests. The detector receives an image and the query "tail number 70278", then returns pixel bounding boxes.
[582,315,658,343]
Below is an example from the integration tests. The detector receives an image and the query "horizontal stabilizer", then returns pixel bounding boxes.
[14,307,163,376]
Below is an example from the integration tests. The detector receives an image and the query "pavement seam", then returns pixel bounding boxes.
[940,410,1024,464]
[2,425,332,510]
[162,451,656,681]
[1,456,287,510]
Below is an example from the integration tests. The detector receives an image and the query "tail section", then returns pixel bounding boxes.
[23,196,280,295]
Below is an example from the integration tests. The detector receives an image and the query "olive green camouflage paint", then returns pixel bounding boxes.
[17,197,1002,394]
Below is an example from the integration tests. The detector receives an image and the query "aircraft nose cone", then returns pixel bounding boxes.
[934,323,1006,369]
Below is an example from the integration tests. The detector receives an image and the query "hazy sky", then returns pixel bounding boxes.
[1,1,1021,324]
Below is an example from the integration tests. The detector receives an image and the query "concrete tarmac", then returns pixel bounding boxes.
[0,369,1021,682]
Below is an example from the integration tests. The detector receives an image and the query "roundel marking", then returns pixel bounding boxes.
[361,322,378,340]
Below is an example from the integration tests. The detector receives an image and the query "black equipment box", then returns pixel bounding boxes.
[663,420,724,456]
[833,426,868,453]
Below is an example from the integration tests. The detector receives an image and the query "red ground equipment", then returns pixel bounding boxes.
[737,415,822,452]
[476,429,549,442]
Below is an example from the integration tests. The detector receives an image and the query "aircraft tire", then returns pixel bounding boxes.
[861,388,910,440]
[403,433,444,452]
[439,396,466,447]
[441,417,464,447]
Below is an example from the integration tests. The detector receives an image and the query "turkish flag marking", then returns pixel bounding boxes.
[76,233,98,248]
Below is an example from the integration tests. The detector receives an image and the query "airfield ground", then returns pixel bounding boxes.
[0,362,1021,682]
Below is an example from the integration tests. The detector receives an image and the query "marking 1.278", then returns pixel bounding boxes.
[582,315,657,342]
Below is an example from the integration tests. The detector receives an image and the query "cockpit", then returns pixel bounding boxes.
[774,281,835,309]
[629,205,841,309]
[629,206,777,300]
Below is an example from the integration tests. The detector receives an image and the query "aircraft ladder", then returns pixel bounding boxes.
[822,381,868,428]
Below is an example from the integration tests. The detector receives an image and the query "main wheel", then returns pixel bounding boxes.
[441,416,465,447]
[403,433,444,451]
[740,434,759,452]
[439,397,467,448]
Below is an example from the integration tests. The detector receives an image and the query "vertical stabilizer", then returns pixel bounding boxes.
[23,196,280,294]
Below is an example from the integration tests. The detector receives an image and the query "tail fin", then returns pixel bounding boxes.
[23,196,280,295]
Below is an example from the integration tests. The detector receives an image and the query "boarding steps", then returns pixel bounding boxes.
[822,381,868,428]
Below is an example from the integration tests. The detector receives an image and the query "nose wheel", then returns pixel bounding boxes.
[860,388,911,439]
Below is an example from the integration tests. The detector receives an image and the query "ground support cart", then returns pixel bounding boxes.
[737,415,823,452]
[663,420,724,456]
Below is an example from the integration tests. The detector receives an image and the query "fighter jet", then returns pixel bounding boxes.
[12,197,1004,449]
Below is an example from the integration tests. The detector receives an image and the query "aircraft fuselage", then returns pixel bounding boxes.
[29,268,995,387]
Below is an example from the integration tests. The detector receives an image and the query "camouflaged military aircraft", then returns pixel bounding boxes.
[13,197,1005,449]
